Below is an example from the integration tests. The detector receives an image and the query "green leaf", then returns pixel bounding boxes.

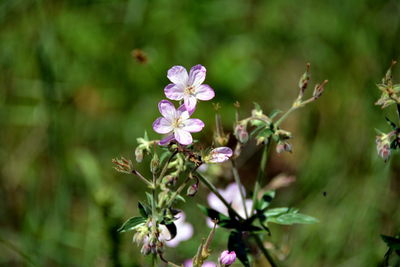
[145,192,154,207]
[381,235,400,250]
[138,202,150,218]
[118,217,146,233]
[267,213,319,225]
[175,194,186,203]
[264,207,290,217]
[228,231,250,267]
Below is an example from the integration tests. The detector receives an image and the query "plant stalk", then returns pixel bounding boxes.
[231,159,249,218]
[253,234,278,267]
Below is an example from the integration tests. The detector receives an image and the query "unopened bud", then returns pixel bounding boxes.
[313,80,328,99]
[219,250,236,266]
[135,147,144,162]
[234,123,249,143]
[298,63,310,98]
[150,154,159,173]
[187,183,199,197]
[376,134,391,162]
[140,243,151,255]
[276,141,292,153]
[162,175,177,187]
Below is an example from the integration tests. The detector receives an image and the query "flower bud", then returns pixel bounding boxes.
[112,157,134,174]
[276,141,292,153]
[376,134,391,162]
[162,175,177,187]
[187,183,199,197]
[135,147,144,162]
[313,80,328,99]
[150,153,159,173]
[234,123,249,143]
[219,250,236,266]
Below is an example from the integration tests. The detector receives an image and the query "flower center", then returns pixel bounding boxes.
[172,118,183,129]
[184,85,195,95]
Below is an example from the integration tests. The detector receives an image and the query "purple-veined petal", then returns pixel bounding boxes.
[158,100,176,120]
[184,260,216,267]
[153,117,173,134]
[164,83,184,100]
[174,129,193,145]
[177,104,195,116]
[195,84,215,101]
[159,134,175,146]
[167,66,188,85]
[208,147,233,163]
[182,118,204,133]
[184,95,197,112]
[188,64,206,87]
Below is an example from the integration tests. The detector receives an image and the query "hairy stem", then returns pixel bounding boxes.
[157,150,178,182]
[231,159,249,218]
[132,170,153,188]
[253,234,278,267]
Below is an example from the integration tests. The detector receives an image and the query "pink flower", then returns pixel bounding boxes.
[153,100,204,145]
[183,259,216,267]
[219,250,236,266]
[164,65,215,112]
[205,147,233,163]
[160,212,193,247]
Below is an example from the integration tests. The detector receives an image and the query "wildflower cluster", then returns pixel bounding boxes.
[113,63,327,266]
[375,61,400,162]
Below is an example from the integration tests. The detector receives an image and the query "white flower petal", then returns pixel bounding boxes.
[174,129,193,145]
[182,118,204,133]
[158,100,177,120]
[153,117,173,134]
[188,64,206,87]
[167,66,188,85]
[195,84,215,101]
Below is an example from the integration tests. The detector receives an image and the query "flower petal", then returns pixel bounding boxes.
[174,129,193,145]
[158,100,176,120]
[182,118,204,133]
[184,95,197,112]
[159,134,175,146]
[195,84,215,101]
[177,104,195,116]
[153,117,173,134]
[164,83,184,100]
[207,192,228,216]
[208,147,233,163]
[188,64,206,87]
[167,66,188,85]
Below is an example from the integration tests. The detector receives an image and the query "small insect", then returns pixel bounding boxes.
[131,49,148,64]
[323,191,327,197]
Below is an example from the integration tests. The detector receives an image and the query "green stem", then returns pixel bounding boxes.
[275,106,296,127]
[253,234,278,267]
[231,159,249,218]
[250,139,271,215]
[196,171,243,219]
[132,170,153,188]
[165,166,199,208]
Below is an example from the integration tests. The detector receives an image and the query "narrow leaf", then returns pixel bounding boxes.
[118,217,146,233]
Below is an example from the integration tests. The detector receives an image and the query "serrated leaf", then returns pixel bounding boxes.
[228,231,250,267]
[118,217,146,233]
[382,235,400,250]
[267,213,319,225]
[264,207,290,217]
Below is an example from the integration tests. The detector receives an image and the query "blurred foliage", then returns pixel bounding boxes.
[1,0,400,266]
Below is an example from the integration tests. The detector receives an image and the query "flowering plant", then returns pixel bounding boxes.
[113,64,327,266]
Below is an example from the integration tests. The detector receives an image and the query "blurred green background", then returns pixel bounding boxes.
[1,0,400,266]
